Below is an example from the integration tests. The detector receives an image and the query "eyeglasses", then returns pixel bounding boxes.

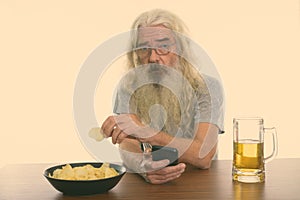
[135,43,176,59]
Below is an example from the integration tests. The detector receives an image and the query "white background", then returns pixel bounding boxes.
[1,0,299,167]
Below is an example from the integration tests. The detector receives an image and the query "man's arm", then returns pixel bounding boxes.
[140,122,219,169]
[102,114,219,169]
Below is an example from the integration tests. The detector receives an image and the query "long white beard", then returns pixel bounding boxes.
[129,83,182,135]
[120,62,203,138]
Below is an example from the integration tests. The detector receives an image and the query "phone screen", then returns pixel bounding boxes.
[151,145,178,166]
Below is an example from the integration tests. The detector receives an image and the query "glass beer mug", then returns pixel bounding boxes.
[232,117,278,183]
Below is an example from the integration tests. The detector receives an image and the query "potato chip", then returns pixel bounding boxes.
[49,163,119,180]
[88,127,105,141]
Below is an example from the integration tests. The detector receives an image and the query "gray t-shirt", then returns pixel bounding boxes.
[113,73,224,139]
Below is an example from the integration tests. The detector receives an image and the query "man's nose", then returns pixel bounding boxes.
[148,49,160,63]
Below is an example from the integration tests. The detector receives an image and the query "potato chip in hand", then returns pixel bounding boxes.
[88,127,105,141]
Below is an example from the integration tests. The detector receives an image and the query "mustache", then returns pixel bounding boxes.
[146,63,169,74]
[131,63,184,87]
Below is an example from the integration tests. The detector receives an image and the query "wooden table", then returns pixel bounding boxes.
[1,159,299,200]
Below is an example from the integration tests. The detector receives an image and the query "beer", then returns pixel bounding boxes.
[232,118,277,183]
[233,139,265,182]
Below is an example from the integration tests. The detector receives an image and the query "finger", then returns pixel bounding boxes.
[148,159,170,170]
[101,116,115,137]
[114,115,159,139]
[114,115,140,135]
[114,115,149,135]
[149,168,184,180]
[148,174,180,184]
[104,124,117,138]
[142,159,169,172]
[148,171,183,184]
[148,163,186,175]
[148,165,185,183]
[111,126,121,144]
[116,132,129,144]
[148,169,183,181]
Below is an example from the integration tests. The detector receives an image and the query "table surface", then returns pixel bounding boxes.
[1,159,299,200]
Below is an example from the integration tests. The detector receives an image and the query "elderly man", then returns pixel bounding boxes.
[101,9,224,184]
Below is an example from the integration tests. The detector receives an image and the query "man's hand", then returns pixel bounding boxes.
[101,114,157,144]
[142,162,186,184]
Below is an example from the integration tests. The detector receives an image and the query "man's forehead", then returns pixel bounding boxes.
[138,26,175,42]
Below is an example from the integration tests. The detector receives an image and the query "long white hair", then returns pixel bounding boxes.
[124,9,210,137]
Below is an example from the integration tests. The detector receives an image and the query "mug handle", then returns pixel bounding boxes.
[264,127,278,163]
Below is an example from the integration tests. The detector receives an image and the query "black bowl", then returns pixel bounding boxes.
[44,162,126,195]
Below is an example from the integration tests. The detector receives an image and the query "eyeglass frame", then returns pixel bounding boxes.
[135,42,177,59]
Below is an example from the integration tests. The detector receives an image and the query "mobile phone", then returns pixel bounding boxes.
[151,145,178,166]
